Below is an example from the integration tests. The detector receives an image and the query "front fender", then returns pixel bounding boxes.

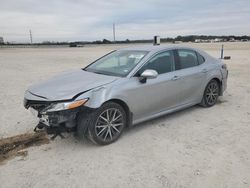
[73,87,105,109]
[74,86,129,109]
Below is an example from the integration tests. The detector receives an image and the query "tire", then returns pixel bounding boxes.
[200,79,220,107]
[76,111,92,141]
[77,102,126,145]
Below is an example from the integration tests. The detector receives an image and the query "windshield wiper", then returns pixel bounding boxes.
[84,68,124,77]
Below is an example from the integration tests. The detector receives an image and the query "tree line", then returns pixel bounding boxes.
[1,35,249,46]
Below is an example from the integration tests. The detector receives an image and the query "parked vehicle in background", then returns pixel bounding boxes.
[24,45,228,145]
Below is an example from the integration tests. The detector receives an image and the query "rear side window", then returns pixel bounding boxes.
[196,52,205,64]
[176,49,199,70]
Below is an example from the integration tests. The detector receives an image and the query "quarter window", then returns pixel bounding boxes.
[137,51,174,75]
[197,52,205,64]
[176,49,199,70]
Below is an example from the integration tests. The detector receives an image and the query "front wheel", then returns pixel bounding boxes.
[77,102,126,145]
[200,80,219,107]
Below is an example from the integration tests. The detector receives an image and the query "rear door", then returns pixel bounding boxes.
[172,49,207,105]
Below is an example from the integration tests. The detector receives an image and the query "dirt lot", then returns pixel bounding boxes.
[0,42,250,188]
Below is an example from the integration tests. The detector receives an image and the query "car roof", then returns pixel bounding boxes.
[118,44,198,53]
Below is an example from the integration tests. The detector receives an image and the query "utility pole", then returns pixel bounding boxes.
[113,23,116,42]
[220,44,224,59]
[29,29,33,44]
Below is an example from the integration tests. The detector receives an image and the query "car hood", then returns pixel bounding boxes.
[28,69,118,101]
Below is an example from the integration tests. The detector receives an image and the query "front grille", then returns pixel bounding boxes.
[24,99,51,112]
[31,104,50,112]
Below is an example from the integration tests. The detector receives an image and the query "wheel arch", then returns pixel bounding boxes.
[105,98,133,127]
[209,77,223,96]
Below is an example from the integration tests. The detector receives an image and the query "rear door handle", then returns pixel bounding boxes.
[171,76,180,81]
[201,69,208,73]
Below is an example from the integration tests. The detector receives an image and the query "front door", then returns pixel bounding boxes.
[121,50,182,121]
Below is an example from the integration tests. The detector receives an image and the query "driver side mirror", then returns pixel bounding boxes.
[139,69,158,83]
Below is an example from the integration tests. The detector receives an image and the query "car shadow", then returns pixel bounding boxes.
[54,101,221,147]
[123,105,203,136]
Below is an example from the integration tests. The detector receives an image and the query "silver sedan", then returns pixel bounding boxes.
[24,45,228,145]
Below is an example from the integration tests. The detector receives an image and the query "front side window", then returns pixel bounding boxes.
[176,49,199,70]
[85,50,148,77]
[136,50,174,75]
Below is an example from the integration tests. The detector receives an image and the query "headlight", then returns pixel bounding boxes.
[45,99,88,112]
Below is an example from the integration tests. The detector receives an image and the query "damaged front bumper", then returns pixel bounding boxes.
[24,98,91,138]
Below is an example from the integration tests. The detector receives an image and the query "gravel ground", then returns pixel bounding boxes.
[0,42,250,188]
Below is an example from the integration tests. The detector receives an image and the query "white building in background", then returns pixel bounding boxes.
[214,38,223,42]
[229,38,235,42]
[195,39,210,43]
[195,39,202,43]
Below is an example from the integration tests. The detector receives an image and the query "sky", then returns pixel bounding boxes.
[0,0,250,43]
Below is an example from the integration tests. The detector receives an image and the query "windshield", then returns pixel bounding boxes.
[85,50,148,77]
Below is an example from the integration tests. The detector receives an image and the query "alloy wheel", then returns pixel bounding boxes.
[95,108,124,142]
[205,81,219,105]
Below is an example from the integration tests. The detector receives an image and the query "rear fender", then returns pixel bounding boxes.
[202,65,223,96]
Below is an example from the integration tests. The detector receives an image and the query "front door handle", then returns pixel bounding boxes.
[201,69,208,73]
[171,76,180,81]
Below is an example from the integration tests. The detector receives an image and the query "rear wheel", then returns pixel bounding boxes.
[200,80,219,107]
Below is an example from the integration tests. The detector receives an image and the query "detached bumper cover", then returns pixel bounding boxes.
[24,98,92,128]
[40,108,79,127]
